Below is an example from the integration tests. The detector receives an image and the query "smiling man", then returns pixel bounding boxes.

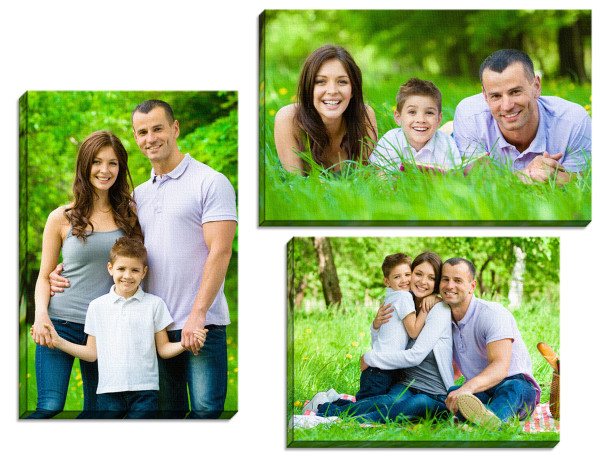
[440,258,540,430]
[453,49,591,184]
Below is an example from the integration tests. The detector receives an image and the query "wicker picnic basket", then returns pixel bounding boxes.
[549,371,560,419]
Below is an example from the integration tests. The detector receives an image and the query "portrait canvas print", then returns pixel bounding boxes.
[287,237,560,447]
[18,91,238,419]
[259,10,591,226]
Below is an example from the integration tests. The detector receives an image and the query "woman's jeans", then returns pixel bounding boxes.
[448,374,538,422]
[27,319,98,419]
[157,325,228,419]
[318,382,449,424]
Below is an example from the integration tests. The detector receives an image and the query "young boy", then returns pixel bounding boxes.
[356,253,429,400]
[43,236,207,419]
[369,78,462,173]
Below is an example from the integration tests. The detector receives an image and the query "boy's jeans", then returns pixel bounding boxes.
[96,390,159,419]
[157,325,228,419]
[355,367,404,401]
[448,374,538,422]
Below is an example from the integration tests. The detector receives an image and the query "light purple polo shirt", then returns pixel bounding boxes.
[452,295,540,404]
[454,93,591,172]
[135,154,237,330]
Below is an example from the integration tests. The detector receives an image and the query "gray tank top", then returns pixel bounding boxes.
[400,338,447,396]
[47,226,125,324]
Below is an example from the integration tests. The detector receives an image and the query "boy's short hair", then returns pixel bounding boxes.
[396,78,442,114]
[382,253,413,278]
[110,236,148,266]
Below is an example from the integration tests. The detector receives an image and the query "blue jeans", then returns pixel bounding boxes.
[318,382,449,424]
[26,319,99,419]
[96,390,158,419]
[157,325,228,419]
[355,367,403,401]
[449,374,538,422]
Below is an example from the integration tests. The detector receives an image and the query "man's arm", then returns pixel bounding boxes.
[181,220,237,354]
[445,338,512,414]
[518,152,575,185]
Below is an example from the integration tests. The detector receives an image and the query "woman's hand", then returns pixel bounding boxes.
[31,313,54,349]
[42,323,61,348]
[360,354,369,372]
[420,294,442,313]
[373,303,394,330]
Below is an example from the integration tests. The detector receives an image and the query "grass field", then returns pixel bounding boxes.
[260,73,591,226]
[287,294,560,446]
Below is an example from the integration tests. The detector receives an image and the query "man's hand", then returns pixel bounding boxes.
[445,385,473,414]
[360,354,369,372]
[49,263,69,296]
[373,303,393,330]
[193,329,209,349]
[520,152,565,184]
[181,311,207,356]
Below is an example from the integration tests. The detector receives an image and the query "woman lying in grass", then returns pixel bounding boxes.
[304,252,454,425]
[274,44,377,176]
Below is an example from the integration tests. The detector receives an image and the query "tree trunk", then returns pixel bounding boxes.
[508,246,526,310]
[558,18,589,82]
[312,237,342,308]
[294,275,308,310]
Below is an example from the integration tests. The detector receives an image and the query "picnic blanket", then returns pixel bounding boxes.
[293,393,559,433]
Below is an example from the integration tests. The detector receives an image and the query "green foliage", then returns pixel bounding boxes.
[288,237,559,309]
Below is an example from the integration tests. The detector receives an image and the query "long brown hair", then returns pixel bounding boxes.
[412,251,442,294]
[295,44,375,167]
[68,130,141,242]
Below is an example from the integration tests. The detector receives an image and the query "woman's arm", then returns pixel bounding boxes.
[32,208,69,348]
[363,303,451,369]
[43,323,97,362]
[274,104,305,174]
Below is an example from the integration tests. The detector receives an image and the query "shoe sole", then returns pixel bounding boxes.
[457,393,502,430]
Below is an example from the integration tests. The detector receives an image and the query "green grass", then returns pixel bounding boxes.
[287,295,559,446]
[260,73,591,226]
[19,309,239,419]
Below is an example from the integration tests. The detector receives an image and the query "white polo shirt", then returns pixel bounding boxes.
[85,285,173,394]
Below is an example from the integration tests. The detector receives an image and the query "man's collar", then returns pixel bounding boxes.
[151,153,191,182]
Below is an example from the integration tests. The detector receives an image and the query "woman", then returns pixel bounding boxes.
[316,252,453,424]
[274,44,378,175]
[28,130,141,418]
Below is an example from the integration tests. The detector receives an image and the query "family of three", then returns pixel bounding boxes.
[302,252,540,430]
[28,100,237,419]
[275,45,590,184]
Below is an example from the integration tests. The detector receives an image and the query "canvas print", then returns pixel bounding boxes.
[287,237,560,446]
[259,10,591,226]
[19,91,238,419]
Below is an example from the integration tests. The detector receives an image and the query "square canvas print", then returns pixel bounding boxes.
[260,10,591,226]
[19,91,238,419]
[287,237,559,446]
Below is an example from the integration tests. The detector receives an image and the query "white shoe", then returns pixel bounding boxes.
[457,393,502,430]
[302,392,329,415]
[325,388,340,402]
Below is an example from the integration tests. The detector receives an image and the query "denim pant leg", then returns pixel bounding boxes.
[78,334,99,418]
[318,383,412,418]
[355,367,396,401]
[125,390,159,419]
[27,319,84,419]
[158,330,190,419]
[158,326,228,419]
[488,376,538,422]
[186,325,228,419]
[97,392,127,419]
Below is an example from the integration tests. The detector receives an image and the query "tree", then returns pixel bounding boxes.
[312,237,342,308]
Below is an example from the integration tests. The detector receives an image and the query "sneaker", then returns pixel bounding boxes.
[457,393,502,431]
[302,392,330,415]
[325,388,340,402]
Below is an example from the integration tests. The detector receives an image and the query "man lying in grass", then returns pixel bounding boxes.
[453,49,591,185]
[369,78,466,175]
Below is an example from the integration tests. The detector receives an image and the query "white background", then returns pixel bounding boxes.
[2,1,597,457]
